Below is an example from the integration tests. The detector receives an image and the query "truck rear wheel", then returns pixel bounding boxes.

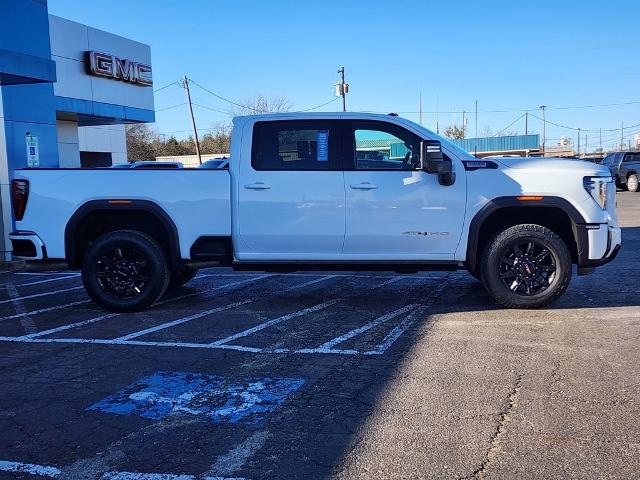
[627,174,639,192]
[81,230,170,312]
[480,224,572,309]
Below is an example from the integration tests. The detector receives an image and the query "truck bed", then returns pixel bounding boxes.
[13,168,231,259]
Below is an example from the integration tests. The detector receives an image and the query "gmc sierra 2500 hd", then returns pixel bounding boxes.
[10,113,621,312]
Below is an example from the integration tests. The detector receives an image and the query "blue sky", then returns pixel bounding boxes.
[49,0,640,150]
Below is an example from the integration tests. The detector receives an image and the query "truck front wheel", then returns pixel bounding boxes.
[81,230,170,312]
[480,224,572,309]
[627,174,639,192]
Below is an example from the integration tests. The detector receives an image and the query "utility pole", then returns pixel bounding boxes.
[181,75,202,165]
[337,67,348,112]
[539,105,547,154]
[621,122,624,150]
[525,112,528,135]
[475,100,478,138]
[585,134,588,156]
[436,99,440,134]
[599,128,602,151]
[577,128,581,157]
[419,92,423,125]
[462,110,466,138]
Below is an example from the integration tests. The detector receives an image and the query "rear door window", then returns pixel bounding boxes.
[252,121,342,170]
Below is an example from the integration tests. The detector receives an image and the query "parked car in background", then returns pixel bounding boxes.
[110,161,184,169]
[602,152,640,192]
[199,158,229,169]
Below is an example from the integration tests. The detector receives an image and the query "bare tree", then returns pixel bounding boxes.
[234,94,292,115]
[443,124,465,140]
[125,124,157,161]
[200,122,232,154]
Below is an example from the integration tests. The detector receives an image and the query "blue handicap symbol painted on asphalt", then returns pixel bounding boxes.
[88,372,305,424]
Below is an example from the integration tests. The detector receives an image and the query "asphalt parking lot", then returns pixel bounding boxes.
[0,192,638,480]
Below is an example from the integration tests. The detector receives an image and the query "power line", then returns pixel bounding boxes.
[192,103,234,115]
[298,97,339,112]
[493,113,526,137]
[187,77,254,112]
[153,81,179,93]
[155,102,186,112]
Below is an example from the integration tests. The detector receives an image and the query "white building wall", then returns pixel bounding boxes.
[78,124,128,165]
[49,15,154,111]
[56,120,81,168]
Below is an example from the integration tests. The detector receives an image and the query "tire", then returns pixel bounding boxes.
[169,267,198,287]
[480,224,572,309]
[81,230,170,312]
[627,174,639,192]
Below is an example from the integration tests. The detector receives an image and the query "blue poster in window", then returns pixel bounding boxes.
[317,130,329,161]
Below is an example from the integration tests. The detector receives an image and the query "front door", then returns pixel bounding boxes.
[342,120,466,260]
[237,120,345,259]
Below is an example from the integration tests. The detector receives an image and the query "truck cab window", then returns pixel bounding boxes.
[252,121,339,170]
[352,123,420,170]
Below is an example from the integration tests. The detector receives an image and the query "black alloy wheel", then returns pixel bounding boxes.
[498,240,557,296]
[81,230,170,312]
[96,247,151,299]
[481,224,572,309]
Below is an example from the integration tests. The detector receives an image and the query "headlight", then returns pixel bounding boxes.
[583,176,612,210]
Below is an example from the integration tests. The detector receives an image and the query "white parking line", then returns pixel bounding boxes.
[0,285,84,305]
[0,459,245,479]
[115,299,254,341]
[113,274,334,342]
[0,459,61,477]
[26,312,119,339]
[209,300,338,348]
[366,278,450,354]
[4,283,37,335]
[14,275,80,287]
[0,274,269,325]
[207,430,271,478]
[296,303,420,354]
[0,299,92,322]
[14,272,80,276]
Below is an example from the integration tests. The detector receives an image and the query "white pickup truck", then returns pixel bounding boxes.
[9,113,621,312]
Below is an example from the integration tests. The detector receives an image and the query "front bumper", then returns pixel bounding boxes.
[576,224,621,274]
[8,231,47,260]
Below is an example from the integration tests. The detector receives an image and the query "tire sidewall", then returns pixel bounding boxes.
[82,231,169,312]
[482,226,572,308]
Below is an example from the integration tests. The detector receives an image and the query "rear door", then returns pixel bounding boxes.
[237,120,345,259]
[342,120,466,259]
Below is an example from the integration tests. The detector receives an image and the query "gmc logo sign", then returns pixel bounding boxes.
[86,51,153,87]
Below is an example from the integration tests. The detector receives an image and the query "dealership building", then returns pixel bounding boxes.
[0,0,154,261]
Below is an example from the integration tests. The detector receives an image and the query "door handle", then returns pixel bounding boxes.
[244,182,272,190]
[350,182,378,190]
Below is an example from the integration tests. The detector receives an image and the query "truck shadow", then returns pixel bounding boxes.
[251,228,640,479]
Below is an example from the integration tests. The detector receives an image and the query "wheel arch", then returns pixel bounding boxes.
[466,196,588,274]
[65,200,181,270]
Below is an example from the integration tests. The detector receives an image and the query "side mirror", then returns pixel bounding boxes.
[420,140,456,186]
